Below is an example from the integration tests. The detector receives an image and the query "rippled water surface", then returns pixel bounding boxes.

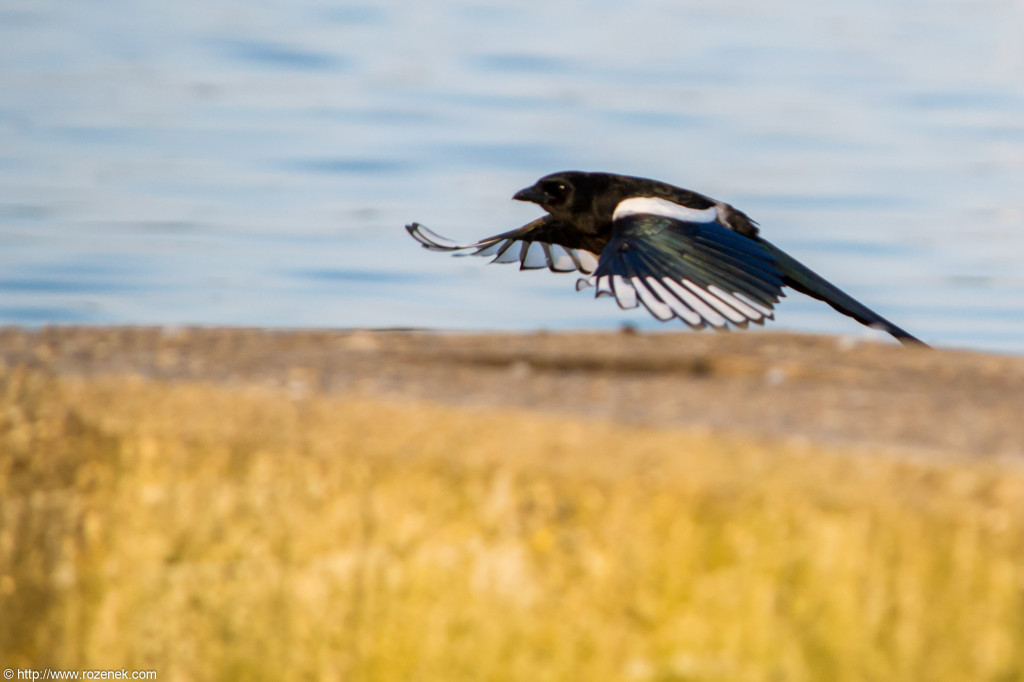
[1,0,1023,351]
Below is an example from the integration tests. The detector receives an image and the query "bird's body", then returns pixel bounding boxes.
[407,171,927,347]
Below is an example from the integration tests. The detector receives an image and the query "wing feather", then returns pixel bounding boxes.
[582,212,783,329]
[406,219,598,274]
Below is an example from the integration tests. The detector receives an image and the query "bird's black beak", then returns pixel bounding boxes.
[513,183,546,205]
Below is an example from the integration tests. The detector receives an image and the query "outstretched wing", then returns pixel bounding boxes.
[406,216,600,274]
[580,212,785,329]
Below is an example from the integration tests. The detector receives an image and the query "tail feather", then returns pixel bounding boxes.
[763,242,929,348]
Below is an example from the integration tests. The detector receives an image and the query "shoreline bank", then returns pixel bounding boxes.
[2,325,1022,458]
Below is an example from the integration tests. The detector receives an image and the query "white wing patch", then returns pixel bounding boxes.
[706,285,764,320]
[545,244,577,272]
[576,272,773,329]
[573,250,599,273]
[632,277,674,321]
[611,274,638,309]
[521,241,549,269]
[492,242,523,264]
[683,280,748,324]
[663,278,728,327]
[734,292,774,318]
[612,197,718,224]
[645,277,703,326]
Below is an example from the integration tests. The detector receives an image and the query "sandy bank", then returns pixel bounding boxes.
[2,326,1021,458]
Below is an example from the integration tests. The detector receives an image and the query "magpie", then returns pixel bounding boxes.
[406,171,927,347]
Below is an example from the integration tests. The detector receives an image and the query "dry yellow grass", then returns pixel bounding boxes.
[3,364,1024,681]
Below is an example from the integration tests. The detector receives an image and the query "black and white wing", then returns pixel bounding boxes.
[580,198,785,329]
[406,216,600,274]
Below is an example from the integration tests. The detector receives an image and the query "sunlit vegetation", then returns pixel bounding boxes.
[3,366,1023,681]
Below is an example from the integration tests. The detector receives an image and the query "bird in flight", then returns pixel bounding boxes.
[406,171,927,347]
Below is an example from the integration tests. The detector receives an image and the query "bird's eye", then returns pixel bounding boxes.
[542,180,570,201]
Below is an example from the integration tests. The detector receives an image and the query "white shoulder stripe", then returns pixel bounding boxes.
[612,196,718,224]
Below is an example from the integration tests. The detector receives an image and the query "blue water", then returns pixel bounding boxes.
[1,0,1023,352]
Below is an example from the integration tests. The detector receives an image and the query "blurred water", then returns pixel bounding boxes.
[1,0,1023,352]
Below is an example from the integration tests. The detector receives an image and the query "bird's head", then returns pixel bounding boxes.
[513,171,624,234]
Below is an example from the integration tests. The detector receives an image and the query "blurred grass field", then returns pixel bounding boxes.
[3,364,1024,681]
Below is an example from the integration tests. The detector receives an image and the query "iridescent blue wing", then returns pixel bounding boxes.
[580,212,784,328]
